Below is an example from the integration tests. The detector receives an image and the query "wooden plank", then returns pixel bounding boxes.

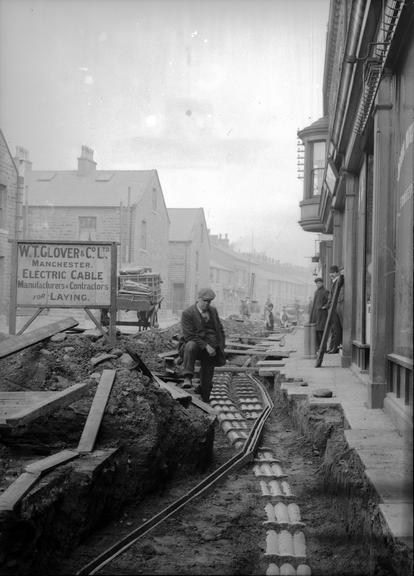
[256,360,287,366]
[157,349,180,359]
[189,394,217,417]
[0,381,96,428]
[77,370,116,453]
[225,342,258,349]
[226,343,271,352]
[258,368,284,376]
[214,366,258,373]
[0,392,56,399]
[224,348,266,355]
[0,472,41,511]
[25,449,79,475]
[153,374,215,415]
[260,350,290,358]
[0,317,79,360]
[153,376,192,406]
[225,348,277,356]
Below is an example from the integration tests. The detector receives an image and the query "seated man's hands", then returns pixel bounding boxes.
[206,344,216,356]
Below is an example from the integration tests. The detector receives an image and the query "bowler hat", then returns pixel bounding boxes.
[197,287,216,301]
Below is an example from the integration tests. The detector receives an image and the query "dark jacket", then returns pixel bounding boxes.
[181,304,226,351]
[179,304,226,367]
[310,285,329,331]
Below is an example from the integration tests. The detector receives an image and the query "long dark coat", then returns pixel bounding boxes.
[179,304,226,366]
[310,285,329,331]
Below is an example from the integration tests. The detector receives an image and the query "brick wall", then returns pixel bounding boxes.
[167,242,187,311]
[167,213,211,312]
[130,184,169,299]
[0,132,18,328]
[26,198,171,311]
[26,206,121,243]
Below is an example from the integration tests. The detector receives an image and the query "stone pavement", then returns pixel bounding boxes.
[277,327,413,555]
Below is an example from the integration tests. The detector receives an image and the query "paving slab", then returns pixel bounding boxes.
[365,468,413,502]
[379,503,413,544]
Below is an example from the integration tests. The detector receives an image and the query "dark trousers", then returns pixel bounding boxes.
[330,311,343,349]
[181,341,216,402]
[315,329,323,351]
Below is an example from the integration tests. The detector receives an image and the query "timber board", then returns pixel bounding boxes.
[25,449,79,475]
[0,317,79,359]
[77,370,117,453]
[0,381,95,428]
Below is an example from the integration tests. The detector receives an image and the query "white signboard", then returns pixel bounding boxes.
[16,242,112,307]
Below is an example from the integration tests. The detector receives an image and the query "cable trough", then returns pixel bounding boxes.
[76,369,274,575]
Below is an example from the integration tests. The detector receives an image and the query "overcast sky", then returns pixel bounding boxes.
[0,0,329,267]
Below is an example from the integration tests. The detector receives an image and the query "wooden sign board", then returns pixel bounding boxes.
[9,240,118,344]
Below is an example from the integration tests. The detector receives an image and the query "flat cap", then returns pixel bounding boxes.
[314,277,323,283]
[197,287,216,301]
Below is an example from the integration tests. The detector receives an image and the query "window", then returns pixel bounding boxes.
[0,185,7,228]
[311,141,326,196]
[79,216,97,240]
[195,250,199,271]
[141,220,147,250]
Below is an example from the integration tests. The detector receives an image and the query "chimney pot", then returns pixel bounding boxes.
[77,145,97,175]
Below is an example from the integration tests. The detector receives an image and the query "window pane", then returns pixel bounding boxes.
[311,141,326,196]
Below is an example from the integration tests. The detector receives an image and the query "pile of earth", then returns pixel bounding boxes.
[0,315,268,574]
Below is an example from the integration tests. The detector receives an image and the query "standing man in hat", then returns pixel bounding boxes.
[325,264,344,353]
[179,287,226,402]
[310,277,330,352]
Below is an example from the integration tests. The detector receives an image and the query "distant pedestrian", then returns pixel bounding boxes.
[240,298,250,318]
[281,307,289,328]
[310,277,329,351]
[264,302,274,331]
[178,287,226,402]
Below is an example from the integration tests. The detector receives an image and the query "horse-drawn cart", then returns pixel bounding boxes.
[102,267,163,330]
[117,268,163,329]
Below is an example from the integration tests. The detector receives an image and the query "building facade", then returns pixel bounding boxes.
[0,131,23,328]
[20,146,170,298]
[210,234,314,320]
[167,208,210,313]
[298,0,413,435]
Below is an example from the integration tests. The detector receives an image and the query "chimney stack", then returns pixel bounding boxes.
[14,146,32,176]
[77,145,96,175]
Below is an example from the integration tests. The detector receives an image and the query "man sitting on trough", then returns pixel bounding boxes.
[179,287,226,402]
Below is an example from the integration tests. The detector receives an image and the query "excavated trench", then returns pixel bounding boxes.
[0,326,218,575]
[0,324,407,576]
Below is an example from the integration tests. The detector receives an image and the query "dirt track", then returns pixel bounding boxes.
[0,320,398,575]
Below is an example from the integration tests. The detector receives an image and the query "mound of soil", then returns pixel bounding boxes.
[0,325,220,575]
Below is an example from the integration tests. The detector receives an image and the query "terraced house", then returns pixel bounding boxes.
[297,0,413,436]
[209,233,313,319]
[18,146,170,299]
[167,207,210,314]
[0,131,23,328]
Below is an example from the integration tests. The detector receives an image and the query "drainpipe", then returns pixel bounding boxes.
[16,174,24,240]
[331,0,368,152]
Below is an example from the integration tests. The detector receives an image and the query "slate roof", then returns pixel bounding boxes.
[168,207,206,242]
[210,259,233,272]
[26,169,158,207]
